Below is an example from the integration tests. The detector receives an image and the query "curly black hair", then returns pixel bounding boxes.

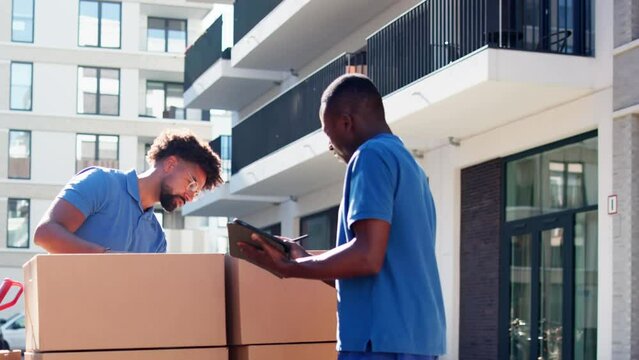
[147,129,223,190]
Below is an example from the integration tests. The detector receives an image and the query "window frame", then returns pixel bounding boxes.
[147,16,188,53]
[77,0,122,49]
[145,80,185,118]
[75,133,120,172]
[76,66,121,116]
[7,198,30,249]
[9,61,33,111]
[299,206,339,250]
[8,129,32,180]
[11,0,35,43]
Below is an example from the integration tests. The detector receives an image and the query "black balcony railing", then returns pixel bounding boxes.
[231,53,366,174]
[368,0,593,96]
[234,0,283,45]
[184,17,230,91]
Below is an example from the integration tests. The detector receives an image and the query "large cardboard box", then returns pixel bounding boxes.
[0,350,21,360]
[225,255,336,345]
[230,342,336,360]
[24,254,226,352]
[25,347,228,359]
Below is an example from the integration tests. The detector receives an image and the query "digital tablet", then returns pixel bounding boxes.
[227,218,291,260]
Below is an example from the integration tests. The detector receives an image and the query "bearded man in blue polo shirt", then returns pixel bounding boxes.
[34,129,223,253]
[239,74,446,359]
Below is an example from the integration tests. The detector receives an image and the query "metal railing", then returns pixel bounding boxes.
[368,0,593,96]
[234,0,283,45]
[184,17,229,91]
[231,53,366,174]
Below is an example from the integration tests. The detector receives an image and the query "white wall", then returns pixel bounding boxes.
[120,68,140,118]
[122,2,141,52]
[31,131,76,183]
[35,0,78,48]
[32,63,77,116]
[119,135,138,171]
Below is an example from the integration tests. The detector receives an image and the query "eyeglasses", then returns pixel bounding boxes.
[186,170,201,198]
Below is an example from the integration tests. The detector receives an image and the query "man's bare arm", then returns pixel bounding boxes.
[34,198,108,253]
[239,219,390,282]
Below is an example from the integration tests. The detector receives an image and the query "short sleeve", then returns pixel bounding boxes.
[346,148,395,228]
[57,168,109,217]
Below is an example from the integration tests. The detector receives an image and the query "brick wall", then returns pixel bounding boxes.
[614,0,639,47]
[459,158,502,360]
[613,47,639,111]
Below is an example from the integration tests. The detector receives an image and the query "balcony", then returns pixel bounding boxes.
[230,0,396,71]
[184,0,603,218]
[182,53,364,216]
[184,17,289,110]
[367,0,599,151]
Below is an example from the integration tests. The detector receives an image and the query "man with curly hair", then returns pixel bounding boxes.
[34,129,223,253]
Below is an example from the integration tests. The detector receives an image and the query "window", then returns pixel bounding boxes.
[77,66,120,115]
[505,135,598,221]
[145,81,184,119]
[78,0,121,48]
[7,198,30,248]
[10,62,32,111]
[8,130,31,179]
[220,135,231,182]
[503,132,598,360]
[299,206,339,250]
[12,0,34,43]
[261,223,281,235]
[76,134,119,171]
[147,17,187,53]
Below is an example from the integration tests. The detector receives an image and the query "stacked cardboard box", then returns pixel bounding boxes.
[23,254,227,359]
[0,350,21,360]
[225,255,337,359]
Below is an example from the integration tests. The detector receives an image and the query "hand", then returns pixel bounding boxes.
[275,235,310,259]
[238,234,293,278]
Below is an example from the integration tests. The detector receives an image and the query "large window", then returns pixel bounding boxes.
[10,62,32,111]
[7,198,30,249]
[299,206,339,250]
[12,0,34,43]
[504,132,598,360]
[77,66,119,115]
[76,134,119,171]
[505,135,598,222]
[145,81,184,119]
[147,17,187,53]
[78,0,121,48]
[8,130,31,179]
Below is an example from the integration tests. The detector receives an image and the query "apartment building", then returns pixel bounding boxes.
[0,0,236,319]
[180,0,637,359]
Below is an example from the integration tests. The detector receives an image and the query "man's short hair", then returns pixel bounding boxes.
[147,129,223,190]
[321,73,384,117]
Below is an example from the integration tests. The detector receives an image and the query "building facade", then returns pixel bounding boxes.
[0,0,233,320]
[181,0,638,359]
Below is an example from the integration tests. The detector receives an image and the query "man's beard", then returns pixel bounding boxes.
[159,181,185,212]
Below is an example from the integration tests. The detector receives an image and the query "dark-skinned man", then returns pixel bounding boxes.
[239,74,446,360]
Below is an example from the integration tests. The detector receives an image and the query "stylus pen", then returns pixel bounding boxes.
[290,234,309,243]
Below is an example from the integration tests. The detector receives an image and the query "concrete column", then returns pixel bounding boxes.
[611,114,639,359]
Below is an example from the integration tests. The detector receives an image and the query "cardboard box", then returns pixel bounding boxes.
[24,254,226,352]
[225,255,336,345]
[0,350,21,360]
[230,343,336,360]
[25,347,227,359]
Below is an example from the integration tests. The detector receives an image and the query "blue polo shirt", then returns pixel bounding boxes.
[57,167,166,253]
[336,134,446,356]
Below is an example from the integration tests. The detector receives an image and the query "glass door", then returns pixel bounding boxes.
[507,214,573,360]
